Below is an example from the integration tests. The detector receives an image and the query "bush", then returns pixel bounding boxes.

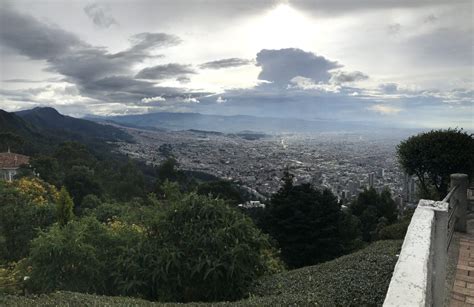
[0,181,56,261]
[249,240,402,306]
[26,217,143,295]
[2,240,402,306]
[377,220,410,240]
[122,193,282,302]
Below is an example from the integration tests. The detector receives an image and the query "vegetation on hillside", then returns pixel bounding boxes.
[0,240,401,306]
[0,108,416,305]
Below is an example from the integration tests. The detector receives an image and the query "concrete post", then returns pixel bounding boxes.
[451,173,468,232]
[432,203,449,307]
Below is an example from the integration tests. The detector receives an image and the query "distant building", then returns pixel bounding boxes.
[402,173,419,204]
[377,168,385,179]
[0,150,30,182]
[368,172,375,188]
[238,200,266,209]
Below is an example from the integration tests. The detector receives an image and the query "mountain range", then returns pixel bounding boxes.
[93,112,395,134]
[0,107,131,154]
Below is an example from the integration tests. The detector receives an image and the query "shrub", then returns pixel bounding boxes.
[0,182,55,261]
[250,240,402,306]
[122,193,282,302]
[378,220,410,240]
[26,217,143,295]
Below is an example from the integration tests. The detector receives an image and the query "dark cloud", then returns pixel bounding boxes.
[379,83,399,94]
[329,71,369,84]
[1,78,63,83]
[135,63,196,80]
[387,23,401,35]
[0,7,198,107]
[407,27,473,66]
[78,75,209,104]
[0,6,84,60]
[256,48,341,86]
[108,32,181,62]
[424,14,438,24]
[84,3,117,28]
[199,58,252,69]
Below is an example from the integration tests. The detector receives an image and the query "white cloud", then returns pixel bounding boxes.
[368,104,402,115]
[141,96,166,103]
[289,76,342,93]
[182,96,200,103]
[216,96,227,103]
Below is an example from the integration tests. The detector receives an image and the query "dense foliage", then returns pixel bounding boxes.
[1,240,401,306]
[118,193,282,302]
[397,128,474,199]
[349,187,398,241]
[261,171,360,268]
[0,179,56,261]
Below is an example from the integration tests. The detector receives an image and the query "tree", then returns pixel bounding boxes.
[0,181,55,260]
[397,128,474,199]
[30,155,63,187]
[349,188,398,241]
[56,187,74,226]
[26,217,143,295]
[263,173,343,268]
[196,180,243,205]
[64,165,102,209]
[113,161,145,201]
[0,132,24,152]
[120,193,281,302]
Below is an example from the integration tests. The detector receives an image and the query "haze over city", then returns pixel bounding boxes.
[1,0,472,129]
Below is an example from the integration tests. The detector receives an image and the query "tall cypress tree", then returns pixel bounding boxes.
[57,187,74,226]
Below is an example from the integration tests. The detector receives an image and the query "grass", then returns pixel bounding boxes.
[0,240,402,306]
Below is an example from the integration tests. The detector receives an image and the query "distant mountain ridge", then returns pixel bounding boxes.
[95,111,392,134]
[15,107,131,142]
[0,107,131,154]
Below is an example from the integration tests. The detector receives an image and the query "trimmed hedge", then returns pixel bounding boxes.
[248,240,402,306]
[1,240,401,306]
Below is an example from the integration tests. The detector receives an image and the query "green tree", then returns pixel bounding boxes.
[30,155,63,187]
[119,193,281,302]
[0,132,24,152]
[397,128,474,198]
[26,217,143,295]
[349,188,398,241]
[263,173,343,268]
[113,161,145,201]
[0,182,55,260]
[196,180,243,205]
[56,187,74,226]
[64,165,102,209]
[54,142,97,170]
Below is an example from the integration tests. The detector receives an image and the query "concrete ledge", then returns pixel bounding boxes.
[384,206,435,307]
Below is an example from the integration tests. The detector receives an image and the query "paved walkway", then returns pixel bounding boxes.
[450,233,474,306]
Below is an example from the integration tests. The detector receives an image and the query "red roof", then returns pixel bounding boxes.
[0,152,30,169]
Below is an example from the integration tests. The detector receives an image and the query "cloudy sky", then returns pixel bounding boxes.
[0,0,472,128]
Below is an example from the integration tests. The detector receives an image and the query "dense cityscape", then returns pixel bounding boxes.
[117,128,419,207]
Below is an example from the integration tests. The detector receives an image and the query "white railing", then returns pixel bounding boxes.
[384,173,469,307]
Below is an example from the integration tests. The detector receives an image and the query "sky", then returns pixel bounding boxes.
[0,0,472,129]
